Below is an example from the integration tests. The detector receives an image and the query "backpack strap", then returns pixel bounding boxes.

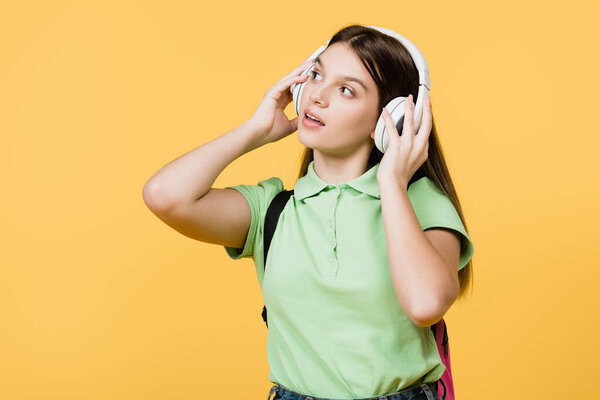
[261,189,294,327]
[264,190,294,267]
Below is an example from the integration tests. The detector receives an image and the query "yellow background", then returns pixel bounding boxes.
[2,0,599,399]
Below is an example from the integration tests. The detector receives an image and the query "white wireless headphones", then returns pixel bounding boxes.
[290,25,431,153]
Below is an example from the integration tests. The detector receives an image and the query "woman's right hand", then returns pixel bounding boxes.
[247,58,314,146]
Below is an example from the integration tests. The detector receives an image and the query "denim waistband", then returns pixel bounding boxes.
[267,380,444,400]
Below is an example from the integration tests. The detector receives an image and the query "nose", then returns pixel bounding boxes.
[307,83,329,107]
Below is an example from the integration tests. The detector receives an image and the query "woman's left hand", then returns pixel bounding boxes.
[376,94,432,190]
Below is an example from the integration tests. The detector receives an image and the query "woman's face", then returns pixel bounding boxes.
[297,42,380,156]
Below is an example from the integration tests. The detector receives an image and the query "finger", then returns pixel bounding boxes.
[402,94,415,145]
[381,107,400,145]
[270,73,309,96]
[272,59,313,87]
[285,58,315,80]
[416,96,433,147]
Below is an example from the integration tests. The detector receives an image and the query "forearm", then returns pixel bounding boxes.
[379,182,455,326]
[142,120,264,209]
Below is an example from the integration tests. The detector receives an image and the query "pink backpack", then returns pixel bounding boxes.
[262,189,453,400]
[430,319,452,400]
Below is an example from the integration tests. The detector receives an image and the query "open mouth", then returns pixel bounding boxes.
[303,113,325,127]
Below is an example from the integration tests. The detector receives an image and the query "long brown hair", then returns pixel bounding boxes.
[297,24,474,301]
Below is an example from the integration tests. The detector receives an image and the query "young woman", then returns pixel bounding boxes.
[143,24,474,400]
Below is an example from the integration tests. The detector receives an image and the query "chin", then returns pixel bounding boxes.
[296,128,316,147]
[297,132,329,152]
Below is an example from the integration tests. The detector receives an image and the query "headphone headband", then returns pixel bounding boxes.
[364,26,431,90]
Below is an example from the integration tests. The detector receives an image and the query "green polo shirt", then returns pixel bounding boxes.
[223,160,474,399]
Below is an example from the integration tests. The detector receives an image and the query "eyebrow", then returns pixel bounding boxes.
[314,56,368,92]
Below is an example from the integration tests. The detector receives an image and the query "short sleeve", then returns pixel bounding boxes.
[408,177,474,271]
[222,177,284,261]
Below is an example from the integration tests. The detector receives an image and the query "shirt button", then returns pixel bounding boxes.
[328,219,334,227]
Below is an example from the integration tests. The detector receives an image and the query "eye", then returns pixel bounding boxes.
[341,86,354,97]
[309,70,355,97]
[309,70,322,80]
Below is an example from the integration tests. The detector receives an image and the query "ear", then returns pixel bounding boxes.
[370,129,375,140]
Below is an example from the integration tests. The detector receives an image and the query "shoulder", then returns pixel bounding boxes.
[408,176,442,196]
[222,176,285,261]
[226,177,285,210]
[407,176,457,224]
[407,176,474,271]
[407,176,449,212]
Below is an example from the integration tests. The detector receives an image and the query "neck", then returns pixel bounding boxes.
[312,148,373,184]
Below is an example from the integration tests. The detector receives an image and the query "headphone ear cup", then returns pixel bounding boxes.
[291,63,315,116]
[373,97,407,153]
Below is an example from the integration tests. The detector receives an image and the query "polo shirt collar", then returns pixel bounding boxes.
[294,161,381,201]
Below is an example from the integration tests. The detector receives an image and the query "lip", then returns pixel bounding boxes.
[303,108,325,126]
[302,114,325,129]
